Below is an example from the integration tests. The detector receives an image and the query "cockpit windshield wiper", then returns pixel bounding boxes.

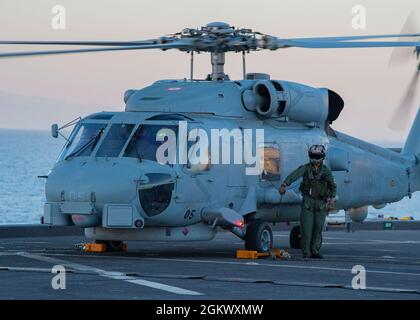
[65,128,104,160]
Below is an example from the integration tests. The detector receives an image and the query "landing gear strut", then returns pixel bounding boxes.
[289,225,301,249]
[244,219,273,253]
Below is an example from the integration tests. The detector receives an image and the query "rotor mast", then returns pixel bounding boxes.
[210,52,226,80]
[205,22,232,81]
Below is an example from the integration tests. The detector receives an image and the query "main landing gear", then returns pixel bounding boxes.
[289,225,301,249]
[244,219,274,253]
[244,220,301,252]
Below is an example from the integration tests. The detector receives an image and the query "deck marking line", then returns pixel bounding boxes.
[16,252,203,296]
[34,252,420,278]
[139,256,420,278]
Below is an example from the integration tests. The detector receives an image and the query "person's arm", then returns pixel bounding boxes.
[324,166,337,211]
[284,165,308,186]
[279,164,307,194]
[325,166,337,198]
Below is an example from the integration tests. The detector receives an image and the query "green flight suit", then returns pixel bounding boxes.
[283,163,337,256]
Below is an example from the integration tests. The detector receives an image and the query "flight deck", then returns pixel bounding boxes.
[0,223,420,300]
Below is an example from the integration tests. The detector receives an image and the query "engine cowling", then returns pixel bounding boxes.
[243,80,344,125]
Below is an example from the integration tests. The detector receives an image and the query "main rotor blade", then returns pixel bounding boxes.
[275,39,420,49]
[388,71,419,131]
[286,33,420,42]
[0,40,159,46]
[0,41,192,59]
[389,46,416,66]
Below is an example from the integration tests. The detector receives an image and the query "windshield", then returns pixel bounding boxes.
[124,125,178,163]
[96,124,135,157]
[64,123,107,159]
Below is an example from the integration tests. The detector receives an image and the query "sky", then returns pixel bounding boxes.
[0,0,419,145]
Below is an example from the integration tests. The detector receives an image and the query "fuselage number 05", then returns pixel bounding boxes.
[184,209,195,220]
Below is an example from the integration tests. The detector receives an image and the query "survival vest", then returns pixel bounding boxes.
[299,164,330,199]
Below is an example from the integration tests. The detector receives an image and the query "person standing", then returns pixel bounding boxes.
[279,145,336,259]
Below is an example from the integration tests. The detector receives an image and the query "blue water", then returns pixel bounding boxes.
[0,129,63,224]
[0,129,419,224]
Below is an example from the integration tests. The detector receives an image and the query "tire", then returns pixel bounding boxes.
[96,240,124,252]
[245,219,273,253]
[289,225,301,249]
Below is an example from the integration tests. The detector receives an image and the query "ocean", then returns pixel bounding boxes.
[0,129,63,224]
[0,129,418,224]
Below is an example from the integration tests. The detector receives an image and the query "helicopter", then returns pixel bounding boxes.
[1,21,420,253]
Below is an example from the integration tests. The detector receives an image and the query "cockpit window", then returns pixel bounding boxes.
[124,125,178,163]
[64,123,107,159]
[96,124,135,157]
[184,128,211,172]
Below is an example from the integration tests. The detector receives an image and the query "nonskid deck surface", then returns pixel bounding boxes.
[0,230,420,299]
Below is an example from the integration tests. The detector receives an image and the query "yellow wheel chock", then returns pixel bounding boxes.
[236,248,290,260]
[83,243,108,252]
[82,242,127,253]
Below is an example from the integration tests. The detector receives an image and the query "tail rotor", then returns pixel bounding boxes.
[388,12,420,131]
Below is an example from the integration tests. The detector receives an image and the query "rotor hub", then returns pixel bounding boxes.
[175,22,260,53]
[205,21,232,31]
[177,22,261,80]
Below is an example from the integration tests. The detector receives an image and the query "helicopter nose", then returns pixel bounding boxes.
[45,159,176,227]
[46,160,140,204]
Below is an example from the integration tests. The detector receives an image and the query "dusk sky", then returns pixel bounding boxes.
[0,0,419,145]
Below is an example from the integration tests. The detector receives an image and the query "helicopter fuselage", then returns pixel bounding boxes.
[43,78,417,242]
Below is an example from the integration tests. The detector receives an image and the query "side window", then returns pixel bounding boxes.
[96,124,135,157]
[185,127,211,173]
[260,142,281,181]
[124,125,178,163]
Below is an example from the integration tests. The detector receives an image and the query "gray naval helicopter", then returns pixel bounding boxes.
[2,22,420,252]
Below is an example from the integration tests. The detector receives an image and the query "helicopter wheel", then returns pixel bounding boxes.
[95,240,125,252]
[244,219,273,253]
[289,225,301,249]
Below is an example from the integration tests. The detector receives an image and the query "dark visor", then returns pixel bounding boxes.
[309,153,324,160]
